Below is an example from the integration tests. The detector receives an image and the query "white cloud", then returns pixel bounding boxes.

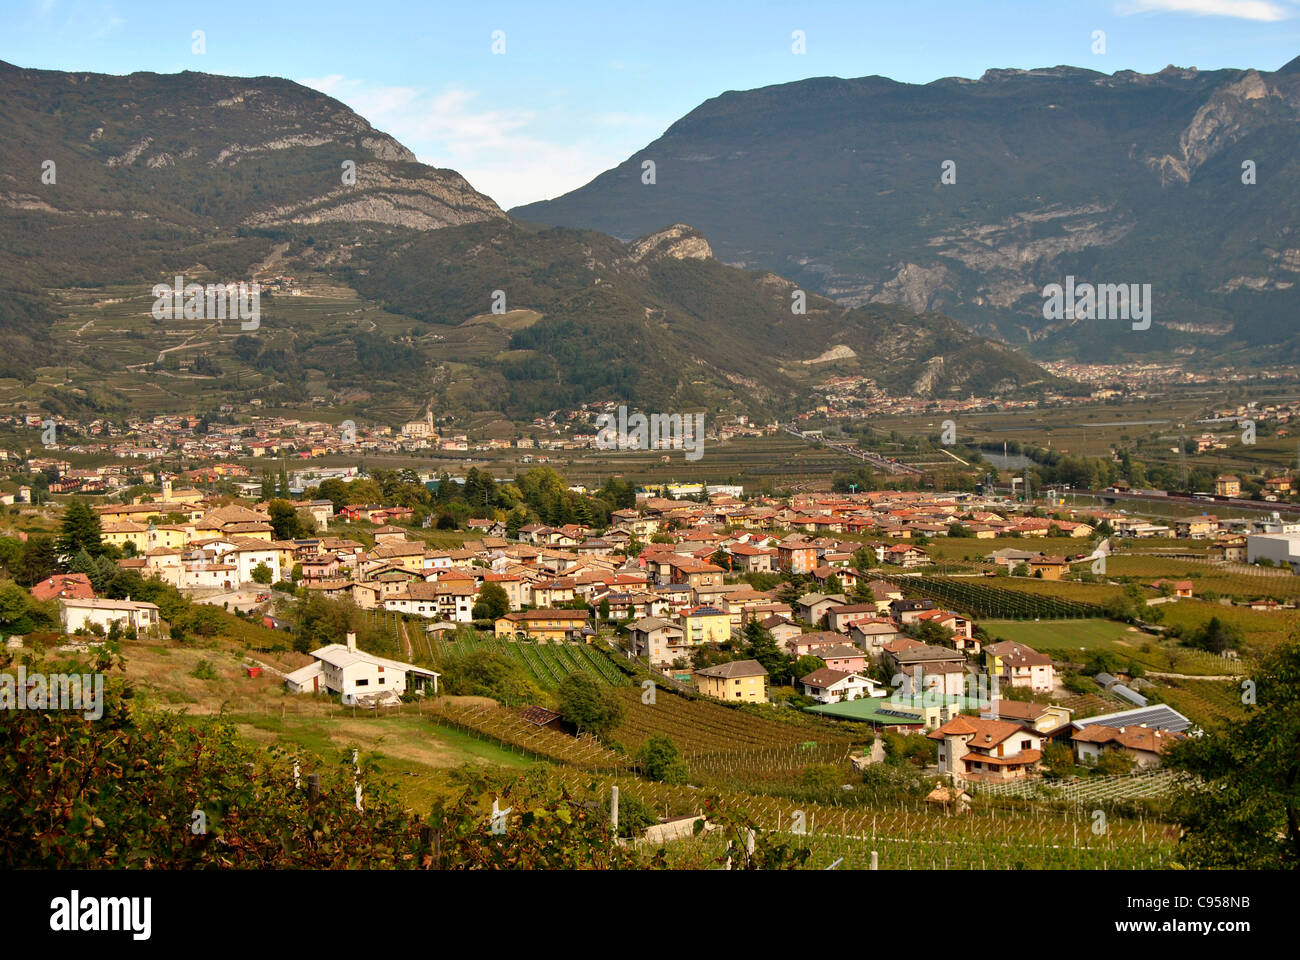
[297,75,627,209]
[1119,0,1296,20]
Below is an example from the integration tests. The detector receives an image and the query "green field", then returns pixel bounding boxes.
[981,617,1249,681]
[981,618,1138,651]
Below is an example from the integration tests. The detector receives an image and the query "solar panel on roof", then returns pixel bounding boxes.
[1075,704,1190,733]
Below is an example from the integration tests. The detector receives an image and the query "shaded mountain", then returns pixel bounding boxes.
[341,220,1071,419]
[0,61,1071,422]
[512,60,1300,363]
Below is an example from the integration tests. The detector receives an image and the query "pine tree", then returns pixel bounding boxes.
[89,555,118,595]
[56,499,104,559]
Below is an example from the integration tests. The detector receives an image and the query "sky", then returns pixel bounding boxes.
[3,0,1299,209]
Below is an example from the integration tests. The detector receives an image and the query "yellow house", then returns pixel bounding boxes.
[149,524,190,550]
[693,659,768,703]
[681,605,732,645]
[1215,475,1241,497]
[1026,556,1070,581]
[366,541,427,573]
[494,609,590,642]
[101,520,149,554]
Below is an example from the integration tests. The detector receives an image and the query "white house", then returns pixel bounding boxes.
[382,581,475,622]
[226,541,283,584]
[60,597,161,636]
[799,667,884,704]
[284,632,440,706]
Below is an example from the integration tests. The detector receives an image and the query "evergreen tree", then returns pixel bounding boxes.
[68,548,96,577]
[15,537,58,587]
[89,555,119,595]
[743,619,792,681]
[56,499,104,559]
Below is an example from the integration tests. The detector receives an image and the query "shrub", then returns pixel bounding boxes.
[635,734,689,784]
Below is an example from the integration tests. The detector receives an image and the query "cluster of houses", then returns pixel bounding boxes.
[13,476,1207,783]
[928,702,1191,784]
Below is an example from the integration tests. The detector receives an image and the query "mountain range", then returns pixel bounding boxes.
[514,57,1300,365]
[0,59,1073,426]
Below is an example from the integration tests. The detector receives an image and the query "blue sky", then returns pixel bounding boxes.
[4,0,1299,208]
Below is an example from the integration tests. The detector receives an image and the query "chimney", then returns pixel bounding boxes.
[346,631,356,652]
[1119,727,1126,734]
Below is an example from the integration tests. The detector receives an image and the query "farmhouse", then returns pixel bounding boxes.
[284,632,439,706]
[60,597,161,636]
[1071,724,1185,769]
[383,581,475,622]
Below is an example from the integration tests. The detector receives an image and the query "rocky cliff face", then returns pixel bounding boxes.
[627,223,714,263]
[0,60,505,231]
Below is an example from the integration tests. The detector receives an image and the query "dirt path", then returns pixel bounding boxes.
[1145,671,1243,681]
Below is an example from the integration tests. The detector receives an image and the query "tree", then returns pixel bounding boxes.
[1092,749,1136,776]
[1165,637,1300,868]
[0,581,42,635]
[1041,741,1076,777]
[293,592,358,653]
[556,673,624,739]
[251,562,273,585]
[1084,651,1120,676]
[1184,616,1243,655]
[635,734,688,784]
[268,499,304,540]
[851,546,877,573]
[793,655,825,678]
[505,505,529,540]
[742,619,792,681]
[605,791,657,839]
[472,581,510,621]
[56,499,104,559]
[14,537,58,587]
[906,620,954,647]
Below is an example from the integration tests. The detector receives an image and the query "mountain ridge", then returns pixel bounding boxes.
[0,61,1074,423]
[512,58,1300,363]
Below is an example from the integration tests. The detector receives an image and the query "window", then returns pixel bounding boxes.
[1021,739,1031,750]
[355,679,369,687]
